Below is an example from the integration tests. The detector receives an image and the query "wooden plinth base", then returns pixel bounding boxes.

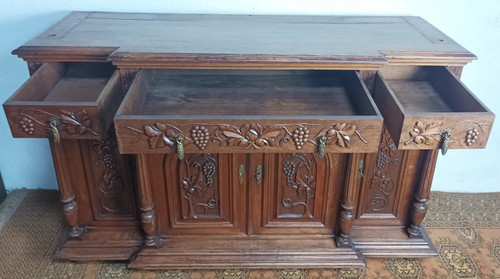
[129,235,365,269]
[54,226,143,261]
[351,225,437,258]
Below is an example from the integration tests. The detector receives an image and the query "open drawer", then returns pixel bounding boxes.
[373,66,494,151]
[3,62,123,140]
[114,69,383,155]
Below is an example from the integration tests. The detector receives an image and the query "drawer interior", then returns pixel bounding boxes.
[11,62,116,103]
[373,65,494,150]
[120,69,379,118]
[377,66,488,114]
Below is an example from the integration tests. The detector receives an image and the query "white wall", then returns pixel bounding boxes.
[1,0,499,192]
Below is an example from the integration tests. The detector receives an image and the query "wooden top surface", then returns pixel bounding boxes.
[13,12,476,69]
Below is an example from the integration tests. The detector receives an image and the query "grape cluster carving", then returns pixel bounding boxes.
[191,126,210,150]
[282,161,296,187]
[19,117,34,135]
[292,126,310,149]
[202,161,216,186]
[465,129,479,146]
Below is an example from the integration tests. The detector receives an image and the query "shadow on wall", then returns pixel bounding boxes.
[0,172,6,203]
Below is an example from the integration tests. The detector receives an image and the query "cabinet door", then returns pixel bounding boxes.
[155,153,246,235]
[248,153,342,235]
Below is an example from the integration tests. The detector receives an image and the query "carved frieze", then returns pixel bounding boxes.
[15,109,98,136]
[126,122,369,152]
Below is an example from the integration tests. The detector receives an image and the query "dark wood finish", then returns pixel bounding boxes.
[3,62,123,140]
[373,66,494,150]
[4,12,493,269]
[351,226,437,257]
[12,12,475,68]
[130,235,364,269]
[115,69,383,154]
[337,153,363,247]
[407,149,439,238]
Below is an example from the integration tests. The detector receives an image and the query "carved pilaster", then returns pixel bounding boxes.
[337,153,363,247]
[407,149,438,238]
[136,154,161,248]
[50,141,86,238]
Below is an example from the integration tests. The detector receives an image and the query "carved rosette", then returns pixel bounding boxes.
[16,109,98,136]
[280,153,317,218]
[367,128,401,213]
[181,154,219,219]
[126,122,369,151]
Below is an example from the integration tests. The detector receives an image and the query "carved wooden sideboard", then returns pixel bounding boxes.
[3,12,494,268]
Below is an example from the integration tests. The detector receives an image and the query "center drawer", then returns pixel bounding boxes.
[114,69,383,154]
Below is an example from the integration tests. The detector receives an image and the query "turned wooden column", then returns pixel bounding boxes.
[407,149,439,238]
[136,154,161,248]
[337,153,364,247]
[50,141,86,238]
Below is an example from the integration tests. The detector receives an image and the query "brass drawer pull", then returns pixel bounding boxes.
[49,118,61,143]
[175,133,184,160]
[317,135,327,159]
[441,129,452,155]
[256,165,263,184]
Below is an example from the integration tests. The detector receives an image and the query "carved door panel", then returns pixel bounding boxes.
[248,153,342,235]
[160,153,246,235]
[354,128,420,226]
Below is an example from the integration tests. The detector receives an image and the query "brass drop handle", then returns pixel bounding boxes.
[317,135,327,159]
[175,133,184,160]
[238,164,245,184]
[256,165,263,184]
[49,118,61,143]
[440,128,452,155]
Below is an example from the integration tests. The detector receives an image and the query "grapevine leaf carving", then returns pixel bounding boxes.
[59,110,95,135]
[322,123,366,148]
[219,123,282,149]
[143,123,176,149]
[405,121,442,145]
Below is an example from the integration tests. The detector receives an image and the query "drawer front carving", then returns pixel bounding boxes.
[116,120,381,154]
[9,107,99,138]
